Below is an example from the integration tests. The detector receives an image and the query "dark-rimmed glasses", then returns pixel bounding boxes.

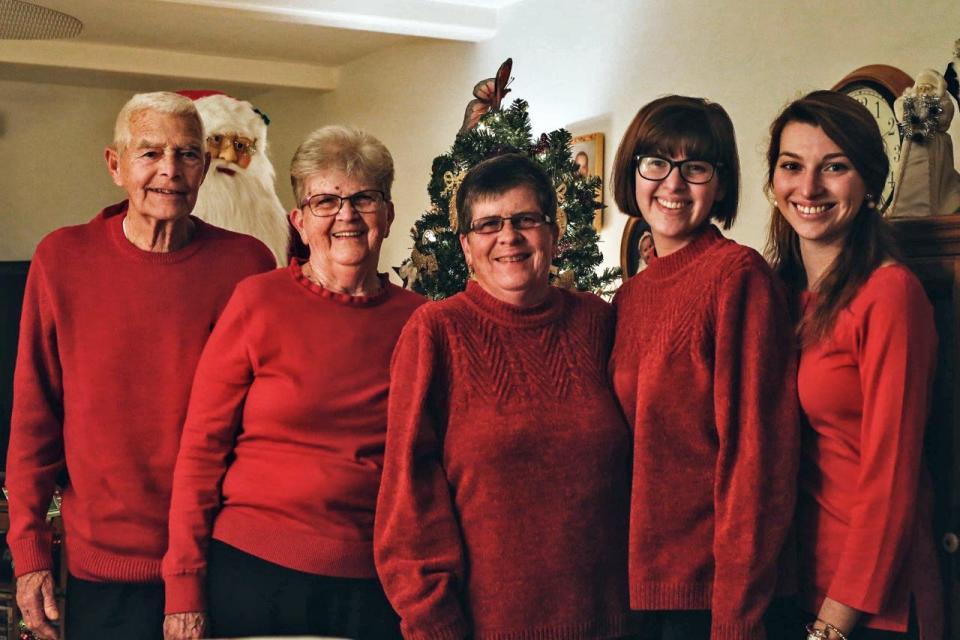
[634,155,721,185]
[468,212,553,235]
[302,190,387,217]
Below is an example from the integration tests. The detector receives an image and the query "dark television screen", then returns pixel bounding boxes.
[0,262,30,473]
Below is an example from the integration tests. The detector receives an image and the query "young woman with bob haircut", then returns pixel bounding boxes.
[609,95,800,639]
[766,90,942,640]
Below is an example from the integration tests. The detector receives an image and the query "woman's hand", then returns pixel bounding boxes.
[813,597,860,637]
[163,611,208,639]
[15,570,59,640]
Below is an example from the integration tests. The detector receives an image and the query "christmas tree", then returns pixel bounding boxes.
[395,97,620,299]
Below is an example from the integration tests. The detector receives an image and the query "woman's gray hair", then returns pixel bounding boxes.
[290,125,394,205]
[113,92,203,154]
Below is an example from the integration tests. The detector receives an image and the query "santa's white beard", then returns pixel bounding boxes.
[192,159,290,265]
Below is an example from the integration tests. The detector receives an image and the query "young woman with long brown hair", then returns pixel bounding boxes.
[766,90,942,640]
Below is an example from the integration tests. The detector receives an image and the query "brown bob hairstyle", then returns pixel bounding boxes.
[455,153,559,235]
[764,90,898,342]
[612,95,741,229]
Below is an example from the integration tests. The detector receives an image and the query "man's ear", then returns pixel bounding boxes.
[200,151,212,184]
[105,147,123,187]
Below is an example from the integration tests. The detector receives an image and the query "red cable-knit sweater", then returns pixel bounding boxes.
[609,225,799,640]
[796,265,942,638]
[6,202,275,583]
[375,282,636,640]
[163,260,425,614]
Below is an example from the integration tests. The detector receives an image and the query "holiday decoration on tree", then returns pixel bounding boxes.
[395,58,620,299]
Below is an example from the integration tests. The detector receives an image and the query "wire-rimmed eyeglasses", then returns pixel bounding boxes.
[301,190,387,217]
[467,212,553,234]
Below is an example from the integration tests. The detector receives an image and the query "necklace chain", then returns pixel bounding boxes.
[304,262,381,297]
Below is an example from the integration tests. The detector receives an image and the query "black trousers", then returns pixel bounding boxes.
[637,598,805,640]
[206,539,402,639]
[66,574,164,640]
[638,602,918,640]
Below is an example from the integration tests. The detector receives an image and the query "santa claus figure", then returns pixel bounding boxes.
[184,91,290,264]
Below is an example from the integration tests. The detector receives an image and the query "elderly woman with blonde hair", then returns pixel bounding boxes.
[162,125,424,639]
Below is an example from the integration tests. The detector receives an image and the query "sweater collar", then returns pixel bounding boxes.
[105,201,209,264]
[642,224,724,280]
[463,280,565,328]
[289,258,391,306]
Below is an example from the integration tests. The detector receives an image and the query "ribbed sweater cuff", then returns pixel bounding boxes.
[402,617,469,640]
[711,620,766,640]
[630,581,711,610]
[163,572,206,615]
[9,536,53,577]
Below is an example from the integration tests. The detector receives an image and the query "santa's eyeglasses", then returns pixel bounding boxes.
[206,134,257,157]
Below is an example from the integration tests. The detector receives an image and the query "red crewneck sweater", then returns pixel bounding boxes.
[7,202,274,583]
[609,225,799,640]
[796,265,942,637]
[375,282,636,640]
[163,261,425,614]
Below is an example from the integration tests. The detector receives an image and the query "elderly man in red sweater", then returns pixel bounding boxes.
[6,91,275,640]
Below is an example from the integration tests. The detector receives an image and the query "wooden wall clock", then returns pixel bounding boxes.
[832,64,915,210]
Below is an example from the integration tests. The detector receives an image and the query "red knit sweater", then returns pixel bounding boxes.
[610,225,799,640]
[375,282,636,640]
[796,265,942,637]
[6,202,274,583]
[163,260,425,614]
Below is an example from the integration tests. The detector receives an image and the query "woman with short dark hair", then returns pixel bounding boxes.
[609,95,800,639]
[766,90,942,640]
[375,153,639,640]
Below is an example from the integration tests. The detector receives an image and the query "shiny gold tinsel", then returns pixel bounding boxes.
[442,170,467,231]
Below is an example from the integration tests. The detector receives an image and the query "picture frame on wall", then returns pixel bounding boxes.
[569,133,604,231]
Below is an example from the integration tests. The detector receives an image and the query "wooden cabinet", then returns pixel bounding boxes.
[0,501,66,640]
[892,214,960,638]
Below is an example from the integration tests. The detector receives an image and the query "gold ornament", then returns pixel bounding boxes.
[443,169,467,231]
[554,184,568,239]
[555,206,568,239]
[555,183,567,204]
[556,269,577,290]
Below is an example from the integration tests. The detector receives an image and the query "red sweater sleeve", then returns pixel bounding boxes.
[6,255,64,576]
[710,263,800,639]
[374,312,469,640]
[826,275,936,613]
[162,284,253,614]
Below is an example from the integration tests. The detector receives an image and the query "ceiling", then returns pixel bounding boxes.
[0,0,521,91]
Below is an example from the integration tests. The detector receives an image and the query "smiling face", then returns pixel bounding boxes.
[459,185,557,308]
[106,110,207,223]
[289,170,394,275]
[772,122,867,256]
[633,152,723,256]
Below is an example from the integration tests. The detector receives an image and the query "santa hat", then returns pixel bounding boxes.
[176,90,269,143]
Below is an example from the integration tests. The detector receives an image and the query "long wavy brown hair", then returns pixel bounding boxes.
[764,90,900,344]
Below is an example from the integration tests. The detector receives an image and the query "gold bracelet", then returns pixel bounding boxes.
[805,621,849,640]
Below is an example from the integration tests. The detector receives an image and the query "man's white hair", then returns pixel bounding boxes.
[113,92,203,153]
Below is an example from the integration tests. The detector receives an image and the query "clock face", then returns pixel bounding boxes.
[843,83,901,207]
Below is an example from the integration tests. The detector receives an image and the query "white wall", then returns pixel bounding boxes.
[314,0,960,278]
[3,0,960,273]
[0,80,327,260]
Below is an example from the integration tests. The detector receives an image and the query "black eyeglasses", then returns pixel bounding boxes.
[468,212,552,234]
[634,155,721,185]
[302,190,387,217]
